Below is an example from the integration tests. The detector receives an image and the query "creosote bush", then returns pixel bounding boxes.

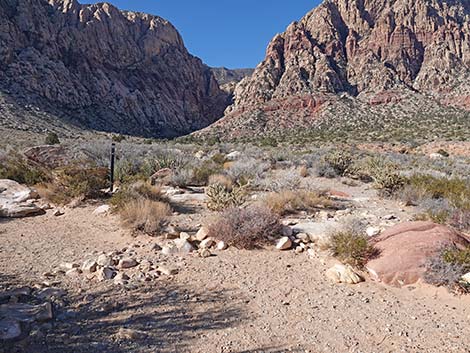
[37,165,108,204]
[327,222,378,268]
[45,132,60,145]
[0,152,49,185]
[120,199,171,236]
[208,205,282,250]
[264,190,333,216]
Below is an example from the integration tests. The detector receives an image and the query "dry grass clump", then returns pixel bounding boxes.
[208,205,282,250]
[327,222,379,268]
[264,190,334,216]
[120,199,171,236]
[208,174,233,190]
[110,181,167,211]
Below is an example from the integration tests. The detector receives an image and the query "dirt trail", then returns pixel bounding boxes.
[1,184,469,353]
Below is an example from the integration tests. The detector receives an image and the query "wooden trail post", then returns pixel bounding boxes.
[110,142,115,193]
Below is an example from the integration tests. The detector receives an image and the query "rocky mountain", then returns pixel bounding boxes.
[0,0,230,137]
[210,67,254,95]
[201,0,470,142]
[211,67,254,85]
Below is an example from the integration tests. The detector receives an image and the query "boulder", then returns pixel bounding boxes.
[93,205,110,215]
[366,222,470,287]
[217,241,228,250]
[326,264,364,284]
[118,258,138,269]
[461,272,470,285]
[0,180,44,218]
[195,227,210,241]
[276,237,292,251]
[199,238,215,249]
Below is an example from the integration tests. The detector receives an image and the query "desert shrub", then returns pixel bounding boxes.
[406,175,470,210]
[112,134,126,143]
[0,153,49,185]
[211,153,227,165]
[226,158,270,183]
[256,169,300,192]
[110,181,167,210]
[264,190,333,216]
[141,151,188,177]
[170,168,194,188]
[450,210,470,232]
[192,160,223,185]
[114,158,143,183]
[206,182,247,211]
[45,132,60,145]
[316,150,353,178]
[327,222,378,268]
[425,248,470,293]
[208,205,282,249]
[37,165,108,204]
[355,157,404,194]
[120,199,171,236]
[208,174,233,190]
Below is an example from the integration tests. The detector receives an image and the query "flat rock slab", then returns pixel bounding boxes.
[0,302,53,323]
[291,221,339,242]
[0,179,44,218]
[366,221,470,287]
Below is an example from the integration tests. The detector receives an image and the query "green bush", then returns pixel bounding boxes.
[0,152,49,185]
[110,181,167,211]
[45,132,60,145]
[328,224,378,268]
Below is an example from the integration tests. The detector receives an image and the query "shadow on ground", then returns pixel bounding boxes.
[5,281,246,353]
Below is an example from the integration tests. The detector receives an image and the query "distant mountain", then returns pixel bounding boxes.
[0,0,230,137]
[200,0,470,142]
[210,67,254,86]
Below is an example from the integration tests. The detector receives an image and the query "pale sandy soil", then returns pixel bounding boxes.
[1,181,469,353]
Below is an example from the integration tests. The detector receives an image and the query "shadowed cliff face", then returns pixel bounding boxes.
[0,0,230,137]
[203,0,470,139]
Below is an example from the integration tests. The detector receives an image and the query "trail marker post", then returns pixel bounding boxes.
[110,142,116,193]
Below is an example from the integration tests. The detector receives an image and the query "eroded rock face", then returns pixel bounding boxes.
[0,0,229,137]
[203,0,470,138]
[366,222,470,287]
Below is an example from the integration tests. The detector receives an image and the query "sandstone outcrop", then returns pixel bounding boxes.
[0,0,229,137]
[201,0,470,140]
[366,222,470,287]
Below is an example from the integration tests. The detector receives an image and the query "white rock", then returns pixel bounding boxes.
[199,248,212,258]
[161,245,179,255]
[97,254,114,267]
[194,150,205,159]
[179,232,191,241]
[157,266,178,276]
[429,153,444,160]
[366,227,381,237]
[217,241,228,250]
[53,209,64,217]
[226,151,241,161]
[60,263,79,271]
[114,272,130,285]
[294,246,304,254]
[118,258,138,269]
[276,237,292,251]
[195,227,210,241]
[296,233,310,243]
[81,260,98,273]
[93,205,110,215]
[65,268,82,277]
[173,239,195,254]
[461,272,470,284]
[326,264,364,284]
[199,238,215,249]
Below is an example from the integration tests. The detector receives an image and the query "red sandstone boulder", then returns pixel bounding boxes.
[366,222,469,287]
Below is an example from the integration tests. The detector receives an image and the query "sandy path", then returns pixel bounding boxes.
[1,204,469,353]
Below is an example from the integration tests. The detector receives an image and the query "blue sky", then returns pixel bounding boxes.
[94,0,321,69]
